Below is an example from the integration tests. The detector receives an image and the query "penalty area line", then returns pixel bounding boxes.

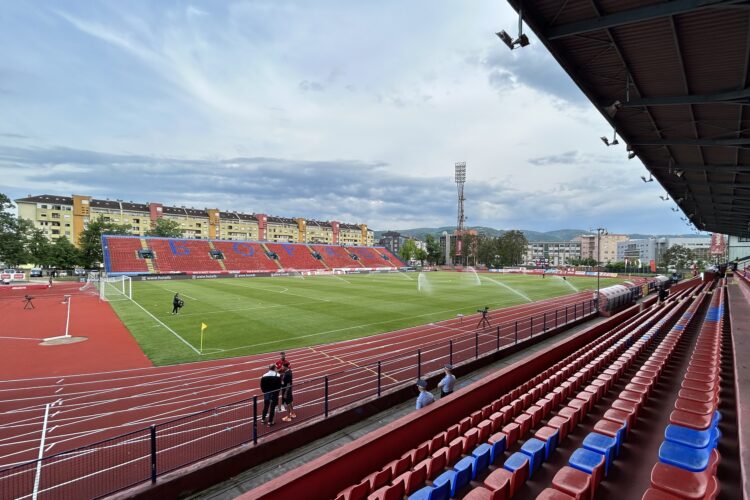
[126,298,201,355]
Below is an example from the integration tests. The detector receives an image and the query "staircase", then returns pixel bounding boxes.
[208,240,228,272]
[261,243,284,270]
[140,238,158,273]
[309,244,330,270]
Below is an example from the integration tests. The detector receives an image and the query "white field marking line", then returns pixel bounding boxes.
[479,275,533,302]
[127,296,201,355]
[0,308,596,464]
[0,356,263,393]
[0,388,254,454]
[202,298,547,354]
[307,346,398,383]
[173,300,325,318]
[219,280,332,303]
[164,288,198,301]
[0,385,253,436]
[0,362,260,409]
[0,287,589,385]
[0,371,259,428]
[0,336,43,341]
[247,292,582,362]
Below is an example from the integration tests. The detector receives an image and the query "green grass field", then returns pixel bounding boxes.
[109,272,625,365]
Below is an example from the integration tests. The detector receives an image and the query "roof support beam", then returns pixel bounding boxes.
[546,0,748,40]
[633,138,750,147]
[616,87,750,107]
[650,163,750,172]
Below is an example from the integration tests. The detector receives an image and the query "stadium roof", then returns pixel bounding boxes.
[506,0,750,237]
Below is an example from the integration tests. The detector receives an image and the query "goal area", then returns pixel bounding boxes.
[81,274,132,301]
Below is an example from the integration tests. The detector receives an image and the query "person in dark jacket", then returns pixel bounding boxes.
[260,365,282,425]
[280,362,296,421]
[171,293,184,315]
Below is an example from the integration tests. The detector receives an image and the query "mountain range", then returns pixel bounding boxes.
[373,227,706,243]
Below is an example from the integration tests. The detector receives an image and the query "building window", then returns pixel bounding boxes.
[52,205,61,210]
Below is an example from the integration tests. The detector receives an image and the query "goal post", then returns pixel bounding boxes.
[96,275,132,301]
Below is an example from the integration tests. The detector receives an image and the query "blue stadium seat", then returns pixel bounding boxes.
[487,432,507,464]
[582,433,617,475]
[520,438,546,478]
[408,480,451,500]
[658,440,712,472]
[452,456,474,490]
[664,424,714,449]
[470,444,492,479]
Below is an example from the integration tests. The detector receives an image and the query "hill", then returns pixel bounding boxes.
[373,227,705,242]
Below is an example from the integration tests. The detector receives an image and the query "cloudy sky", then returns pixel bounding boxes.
[0,0,692,233]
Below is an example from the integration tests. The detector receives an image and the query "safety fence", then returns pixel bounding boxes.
[0,300,596,499]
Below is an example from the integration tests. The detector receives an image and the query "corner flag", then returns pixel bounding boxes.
[200,323,208,353]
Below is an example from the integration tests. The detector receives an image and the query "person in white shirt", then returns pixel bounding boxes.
[437,364,456,398]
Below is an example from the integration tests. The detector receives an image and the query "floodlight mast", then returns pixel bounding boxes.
[455,162,467,261]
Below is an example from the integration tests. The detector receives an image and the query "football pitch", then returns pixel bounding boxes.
[109,272,625,365]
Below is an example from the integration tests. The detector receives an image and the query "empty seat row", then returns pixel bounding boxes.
[332,284,698,499]
[643,284,726,500]
[431,288,698,499]
[543,287,708,499]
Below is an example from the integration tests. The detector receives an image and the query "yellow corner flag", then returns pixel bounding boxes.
[200,322,208,353]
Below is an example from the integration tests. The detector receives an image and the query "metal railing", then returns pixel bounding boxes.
[0,300,596,499]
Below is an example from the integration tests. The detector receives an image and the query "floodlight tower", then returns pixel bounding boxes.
[455,162,467,260]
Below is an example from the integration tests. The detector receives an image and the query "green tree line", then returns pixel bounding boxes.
[397,230,528,267]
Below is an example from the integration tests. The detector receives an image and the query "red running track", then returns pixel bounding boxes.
[0,291,603,498]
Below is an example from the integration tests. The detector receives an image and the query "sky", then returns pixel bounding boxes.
[0,0,696,234]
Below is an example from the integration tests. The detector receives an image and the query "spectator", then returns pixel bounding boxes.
[437,364,456,398]
[281,362,296,421]
[260,365,282,426]
[415,379,434,410]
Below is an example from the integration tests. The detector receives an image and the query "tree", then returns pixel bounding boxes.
[497,230,528,266]
[78,219,132,268]
[0,193,32,267]
[27,228,53,267]
[399,239,417,263]
[662,244,694,270]
[146,217,183,238]
[477,237,501,267]
[415,248,428,266]
[49,236,81,269]
[425,234,442,265]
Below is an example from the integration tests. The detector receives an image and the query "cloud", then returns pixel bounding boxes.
[478,42,589,105]
[299,80,324,92]
[528,150,624,166]
[0,145,678,233]
[0,132,28,139]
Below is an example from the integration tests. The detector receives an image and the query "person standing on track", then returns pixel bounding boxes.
[260,365,282,426]
[437,364,456,398]
[275,351,290,371]
[415,379,434,409]
[280,362,296,422]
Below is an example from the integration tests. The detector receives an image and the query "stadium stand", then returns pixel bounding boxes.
[102,237,150,273]
[312,244,363,268]
[265,243,327,271]
[103,236,404,275]
[244,276,750,499]
[212,240,279,272]
[346,246,399,268]
[144,238,224,273]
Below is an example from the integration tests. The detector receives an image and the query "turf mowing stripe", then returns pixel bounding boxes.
[126,297,201,355]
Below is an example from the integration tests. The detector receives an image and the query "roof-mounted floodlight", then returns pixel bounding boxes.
[496,2,530,50]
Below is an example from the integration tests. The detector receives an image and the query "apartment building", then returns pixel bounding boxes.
[14,194,374,247]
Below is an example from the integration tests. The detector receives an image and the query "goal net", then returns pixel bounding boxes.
[81,275,132,301]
